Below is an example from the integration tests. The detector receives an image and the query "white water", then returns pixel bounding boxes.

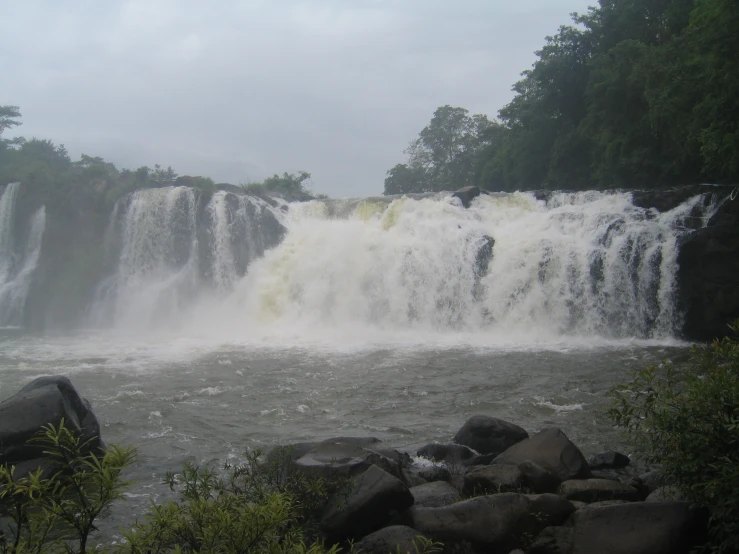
[0,183,46,327]
[170,190,707,346]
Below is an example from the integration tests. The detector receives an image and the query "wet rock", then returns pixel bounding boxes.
[493,428,591,481]
[588,451,630,470]
[417,443,476,466]
[519,460,562,494]
[0,376,103,475]
[452,186,481,208]
[293,437,410,478]
[453,415,529,456]
[417,465,451,483]
[559,479,640,503]
[320,464,414,541]
[401,467,429,488]
[565,501,707,554]
[410,481,462,508]
[410,493,574,551]
[353,525,430,554]
[628,470,669,498]
[463,464,523,495]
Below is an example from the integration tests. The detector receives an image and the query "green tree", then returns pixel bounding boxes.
[0,106,21,138]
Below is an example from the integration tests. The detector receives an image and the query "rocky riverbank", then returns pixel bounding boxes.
[0,376,708,553]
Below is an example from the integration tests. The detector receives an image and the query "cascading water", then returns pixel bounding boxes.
[93,187,284,330]
[192,190,712,343]
[0,183,47,327]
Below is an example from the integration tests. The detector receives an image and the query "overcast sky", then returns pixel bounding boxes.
[2,1,593,197]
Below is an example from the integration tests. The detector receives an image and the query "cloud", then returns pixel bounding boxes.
[1,0,592,196]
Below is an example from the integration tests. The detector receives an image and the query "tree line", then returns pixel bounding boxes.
[385,0,738,195]
[0,107,315,210]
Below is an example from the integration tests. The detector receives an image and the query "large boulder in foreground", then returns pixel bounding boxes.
[293,437,410,478]
[410,493,574,551]
[0,376,103,472]
[493,427,591,481]
[529,501,706,554]
[453,415,529,456]
[320,464,414,540]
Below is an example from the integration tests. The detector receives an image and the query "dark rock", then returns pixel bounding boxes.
[320,464,414,541]
[631,185,718,214]
[474,235,495,281]
[565,501,707,554]
[558,479,640,503]
[417,465,451,483]
[410,493,574,551]
[353,525,430,554]
[646,486,683,502]
[401,468,429,488]
[417,443,477,466]
[519,460,562,494]
[293,437,410,478]
[628,470,669,498]
[528,526,575,554]
[588,451,630,470]
[0,376,103,473]
[577,500,631,511]
[410,481,462,508]
[452,186,481,208]
[463,464,523,495]
[493,428,591,481]
[453,415,529,456]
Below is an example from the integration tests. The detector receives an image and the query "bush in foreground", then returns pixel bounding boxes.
[609,322,739,553]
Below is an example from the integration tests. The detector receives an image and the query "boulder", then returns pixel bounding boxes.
[628,470,669,498]
[401,467,429,488]
[417,443,477,466]
[564,501,707,554]
[558,479,640,503]
[353,525,431,554]
[463,464,523,495]
[646,486,683,502]
[528,526,575,554]
[453,415,529,456]
[417,465,451,483]
[293,437,410,478]
[410,493,574,551]
[0,376,103,473]
[493,428,591,481]
[410,481,462,508]
[588,451,630,470]
[320,464,414,540]
[519,460,562,494]
[452,186,481,208]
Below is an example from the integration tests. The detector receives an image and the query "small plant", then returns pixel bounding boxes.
[0,419,137,554]
[119,447,347,554]
[609,321,739,553]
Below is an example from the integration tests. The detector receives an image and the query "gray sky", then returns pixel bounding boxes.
[2,0,593,197]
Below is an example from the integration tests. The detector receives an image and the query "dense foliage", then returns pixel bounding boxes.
[385,0,739,194]
[609,322,739,553]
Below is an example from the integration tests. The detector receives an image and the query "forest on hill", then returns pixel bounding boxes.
[384,0,738,195]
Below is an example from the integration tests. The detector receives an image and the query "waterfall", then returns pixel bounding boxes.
[199,190,713,342]
[0,183,47,327]
[93,187,285,330]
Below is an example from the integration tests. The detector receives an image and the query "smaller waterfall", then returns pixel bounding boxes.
[93,187,285,330]
[0,183,47,327]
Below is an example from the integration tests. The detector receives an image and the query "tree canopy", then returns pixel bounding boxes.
[385,0,739,194]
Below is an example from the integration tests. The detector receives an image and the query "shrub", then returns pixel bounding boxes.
[609,321,739,553]
[0,420,137,554]
[118,447,347,554]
